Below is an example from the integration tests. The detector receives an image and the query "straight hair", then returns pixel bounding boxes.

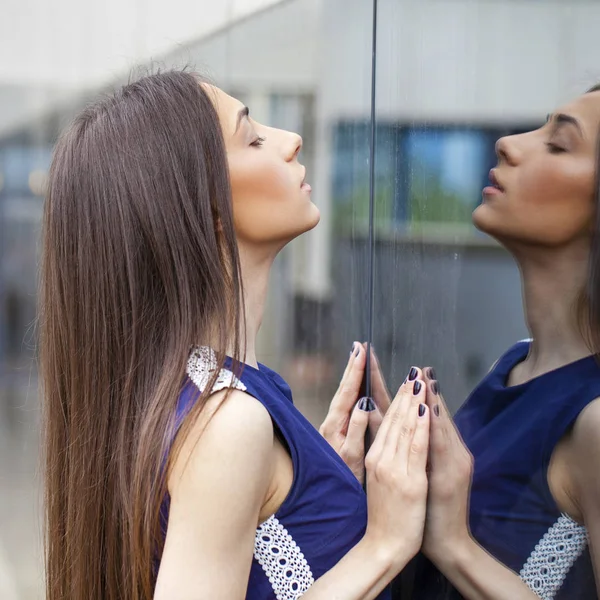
[584,83,600,354]
[40,70,244,599]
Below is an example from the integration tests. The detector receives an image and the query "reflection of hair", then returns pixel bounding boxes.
[40,70,244,599]
[586,83,600,353]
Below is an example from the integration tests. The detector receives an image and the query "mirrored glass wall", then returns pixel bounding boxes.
[1,0,600,596]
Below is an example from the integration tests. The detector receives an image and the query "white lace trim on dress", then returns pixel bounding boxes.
[520,513,588,599]
[186,346,247,394]
[254,516,314,599]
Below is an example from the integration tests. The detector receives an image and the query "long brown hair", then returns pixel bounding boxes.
[585,83,600,354]
[39,70,244,599]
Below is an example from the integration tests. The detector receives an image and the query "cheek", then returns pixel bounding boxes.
[228,154,309,243]
[523,160,595,240]
[477,159,595,246]
[230,155,292,203]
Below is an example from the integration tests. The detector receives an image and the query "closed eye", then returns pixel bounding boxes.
[251,136,266,147]
[545,142,566,154]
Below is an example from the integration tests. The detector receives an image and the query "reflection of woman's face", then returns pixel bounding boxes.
[473,91,600,251]
[207,85,320,249]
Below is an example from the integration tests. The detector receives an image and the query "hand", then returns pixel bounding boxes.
[421,368,474,565]
[320,342,377,483]
[362,369,430,569]
[364,343,392,436]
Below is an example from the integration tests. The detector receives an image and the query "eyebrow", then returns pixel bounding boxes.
[546,112,585,138]
[235,106,249,133]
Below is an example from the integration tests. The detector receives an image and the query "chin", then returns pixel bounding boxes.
[296,202,320,234]
[306,204,321,230]
[472,203,499,236]
[277,206,321,248]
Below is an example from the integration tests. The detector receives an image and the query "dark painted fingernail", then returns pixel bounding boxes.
[427,367,437,379]
[408,367,418,381]
[358,396,375,411]
[434,404,440,416]
[350,342,356,356]
[418,403,426,417]
[413,381,422,395]
[431,380,439,395]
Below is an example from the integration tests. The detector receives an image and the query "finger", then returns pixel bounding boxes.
[366,344,392,413]
[342,400,371,460]
[422,366,437,383]
[381,371,424,463]
[429,398,447,466]
[367,404,384,439]
[332,341,361,403]
[424,378,441,413]
[340,341,361,384]
[428,384,456,467]
[328,342,367,422]
[407,401,430,476]
[393,376,426,461]
[370,367,420,455]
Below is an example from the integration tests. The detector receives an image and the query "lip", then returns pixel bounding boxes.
[488,169,504,192]
[300,166,311,192]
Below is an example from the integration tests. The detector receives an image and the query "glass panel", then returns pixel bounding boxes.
[374,1,599,599]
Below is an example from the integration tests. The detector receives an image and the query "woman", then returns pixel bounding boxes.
[39,70,431,600]
[413,85,600,598]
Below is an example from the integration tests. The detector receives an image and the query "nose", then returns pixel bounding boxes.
[495,135,521,166]
[286,133,302,162]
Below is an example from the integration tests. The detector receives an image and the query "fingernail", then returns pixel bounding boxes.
[427,367,437,379]
[350,342,356,356]
[408,367,418,381]
[418,403,426,417]
[354,343,361,357]
[358,396,375,411]
[431,380,439,395]
[434,404,440,416]
[413,381,422,395]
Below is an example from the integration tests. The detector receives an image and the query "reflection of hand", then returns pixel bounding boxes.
[421,368,474,565]
[362,343,392,436]
[320,342,374,483]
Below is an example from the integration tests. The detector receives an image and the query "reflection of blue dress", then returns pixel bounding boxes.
[413,340,599,600]
[159,347,391,600]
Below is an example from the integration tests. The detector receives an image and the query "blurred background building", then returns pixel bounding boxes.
[1,0,600,597]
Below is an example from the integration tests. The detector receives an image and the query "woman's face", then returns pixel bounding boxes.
[473,91,600,250]
[208,85,320,249]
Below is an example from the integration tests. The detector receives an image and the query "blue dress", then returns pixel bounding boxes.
[160,346,391,600]
[412,340,599,599]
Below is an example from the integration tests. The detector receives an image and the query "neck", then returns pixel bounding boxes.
[514,242,592,375]
[230,245,275,369]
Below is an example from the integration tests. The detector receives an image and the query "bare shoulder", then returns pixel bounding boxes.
[569,397,600,456]
[566,397,600,501]
[168,388,275,496]
[157,390,277,597]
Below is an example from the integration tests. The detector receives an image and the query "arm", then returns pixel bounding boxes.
[431,538,539,600]
[436,397,600,599]
[421,371,539,600]
[155,388,417,600]
[566,398,600,591]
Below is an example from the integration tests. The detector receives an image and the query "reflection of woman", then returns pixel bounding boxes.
[40,71,431,600]
[413,86,600,598]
